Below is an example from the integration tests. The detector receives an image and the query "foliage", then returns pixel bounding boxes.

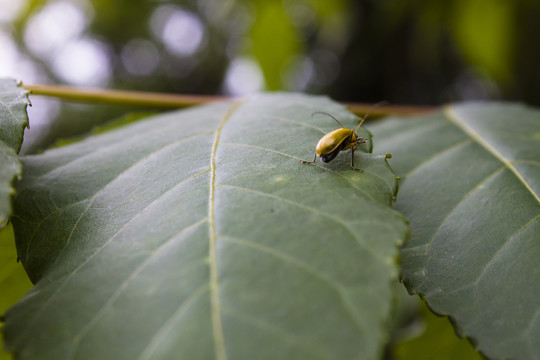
[3,89,410,359]
[2,0,540,358]
[1,80,539,358]
[0,79,29,227]
[369,103,540,359]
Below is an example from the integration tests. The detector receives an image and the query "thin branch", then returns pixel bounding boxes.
[344,102,435,117]
[21,83,436,117]
[21,83,225,108]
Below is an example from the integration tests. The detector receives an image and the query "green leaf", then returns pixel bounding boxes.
[0,79,30,227]
[50,112,155,149]
[0,79,31,360]
[369,102,540,359]
[5,94,408,359]
[0,224,33,360]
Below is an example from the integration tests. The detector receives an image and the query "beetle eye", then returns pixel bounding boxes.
[357,137,368,144]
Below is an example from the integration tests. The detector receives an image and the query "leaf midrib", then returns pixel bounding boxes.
[444,106,540,204]
[414,106,540,293]
[208,100,246,360]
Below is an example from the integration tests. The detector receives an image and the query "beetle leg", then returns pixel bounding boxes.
[350,148,363,172]
[300,153,317,165]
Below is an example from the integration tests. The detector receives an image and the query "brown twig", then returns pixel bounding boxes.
[344,102,435,116]
[21,83,436,117]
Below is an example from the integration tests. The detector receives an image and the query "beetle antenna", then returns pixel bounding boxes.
[312,111,346,129]
[355,101,389,132]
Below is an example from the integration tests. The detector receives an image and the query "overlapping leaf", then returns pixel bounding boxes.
[0,79,32,360]
[0,79,29,227]
[369,103,540,359]
[5,94,408,359]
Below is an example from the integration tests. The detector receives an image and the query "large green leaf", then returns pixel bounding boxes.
[369,102,540,359]
[0,78,31,359]
[5,94,408,359]
[0,79,29,227]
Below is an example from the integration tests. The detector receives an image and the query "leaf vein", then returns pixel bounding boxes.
[17,130,214,194]
[221,305,331,360]
[404,138,473,179]
[373,118,446,146]
[444,106,540,204]
[220,235,370,337]
[512,159,540,167]
[420,165,506,289]
[208,100,246,360]
[438,205,539,319]
[473,213,540,296]
[217,184,384,263]
[23,133,213,267]
[261,114,326,134]
[221,142,377,202]
[138,284,211,360]
[15,168,211,345]
[68,218,209,359]
[0,97,25,131]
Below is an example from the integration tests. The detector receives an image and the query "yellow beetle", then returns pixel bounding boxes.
[300,103,384,172]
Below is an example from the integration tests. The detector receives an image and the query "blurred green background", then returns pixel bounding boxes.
[1,0,539,150]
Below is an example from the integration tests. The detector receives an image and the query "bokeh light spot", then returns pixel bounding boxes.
[283,56,314,91]
[0,31,19,76]
[0,30,41,83]
[51,38,111,86]
[121,39,160,76]
[0,0,27,23]
[223,57,264,95]
[150,5,205,57]
[23,0,91,59]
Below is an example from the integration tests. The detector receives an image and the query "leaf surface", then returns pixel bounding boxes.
[0,79,29,227]
[6,94,408,360]
[369,102,540,359]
